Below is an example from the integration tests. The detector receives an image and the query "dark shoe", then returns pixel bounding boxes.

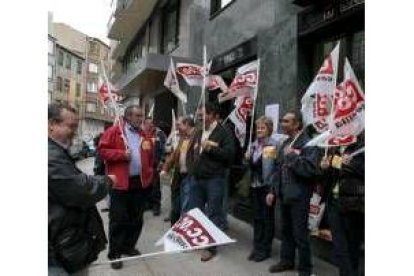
[253,253,270,262]
[110,255,123,270]
[247,251,256,261]
[269,261,294,273]
[200,249,216,262]
[153,207,161,216]
[124,248,141,256]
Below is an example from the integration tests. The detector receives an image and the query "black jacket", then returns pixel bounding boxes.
[190,123,235,179]
[48,138,111,268]
[269,131,322,204]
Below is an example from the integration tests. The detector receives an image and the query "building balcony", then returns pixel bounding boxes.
[114,53,194,99]
[107,0,157,41]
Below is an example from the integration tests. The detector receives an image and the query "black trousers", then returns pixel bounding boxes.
[328,198,364,276]
[148,173,161,210]
[280,199,312,273]
[108,177,150,258]
[251,186,275,255]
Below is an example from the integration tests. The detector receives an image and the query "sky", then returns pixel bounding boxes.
[49,0,112,44]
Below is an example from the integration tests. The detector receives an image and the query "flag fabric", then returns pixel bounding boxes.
[207,75,228,92]
[329,58,365,137]
[229,96,254,146]
[164,59,188,103]
[98,78,122,106]
[301,42,340,132]
[306,58,365,147]
[218,60,259,103]
[155,208,236,252]
[176,63,204,87]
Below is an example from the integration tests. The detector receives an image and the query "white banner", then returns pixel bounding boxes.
[155,208,236,252]
[164,59,188,103]
[301,42,340,132]
[207,75,228,92]
[229,97,253,146]
[218,60,258,103]
[176,63,203,87]
[306,58,365,148]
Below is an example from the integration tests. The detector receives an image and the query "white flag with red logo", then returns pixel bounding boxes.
[155,208,236,252]
[207,75,228,92]
[218,60,259,103]
[229,96,254,146]
[176,62,211,87]
[301,42,340,133]
[164,59,188,103]
[306,58,365,147]
[98,78,122,106]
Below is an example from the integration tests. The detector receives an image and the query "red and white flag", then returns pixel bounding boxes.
[301,42,340,133]
[155,208,236,252]
[207,75,228,92]
[176,62,211,87]
[229,96,254,146]
[218,60,259,103]
[164,59,188,104]
[306,58,365,147]
[98,78,122,106]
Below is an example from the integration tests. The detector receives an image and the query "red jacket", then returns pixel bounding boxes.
[98,123,155,190]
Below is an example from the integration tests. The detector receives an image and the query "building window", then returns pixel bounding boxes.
[86,102,97,113]
[48,39,54,55]
[58,50,64,66]
[89,63,98,73]
[76,83,81,97]
[210,0,234,16]
[64,79,70,93]
[56,77,63,91]
[65,54,71,70]
[48,64,53,80]
[76,60,82,74]
[87,81,97,93]
[161,0,180,54]
[89,41,100,56]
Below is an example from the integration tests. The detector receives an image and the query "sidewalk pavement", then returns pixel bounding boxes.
[77,157,337,276]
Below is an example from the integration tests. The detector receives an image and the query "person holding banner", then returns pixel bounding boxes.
[320,133,365,276]
[266,111,321,276]
[98,105,155,270]
[245,116,280,262]
[186,103,235,262]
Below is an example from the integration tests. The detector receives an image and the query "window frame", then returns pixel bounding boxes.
[65,54,72,70]
[88,63,98,73]
[161,0,180,54]
[86,102,97,113]
[210,0,236,19]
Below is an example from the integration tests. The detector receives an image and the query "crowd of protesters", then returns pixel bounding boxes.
[48,102,364,276]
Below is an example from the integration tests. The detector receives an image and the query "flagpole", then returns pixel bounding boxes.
[247,59,261,152]
[100,60,129,150]
[325,41,340,156]
[201,46,208,135]
[91,239,236,267]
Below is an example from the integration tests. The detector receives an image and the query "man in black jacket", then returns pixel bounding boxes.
[48,103,116,275]
[266,111,321,276]
[186,103,235,262]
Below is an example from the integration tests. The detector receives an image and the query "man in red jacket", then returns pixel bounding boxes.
[98,105,155,270]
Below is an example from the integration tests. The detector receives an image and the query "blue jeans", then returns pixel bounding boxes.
[187,176,225,230]
[180,176,191,214]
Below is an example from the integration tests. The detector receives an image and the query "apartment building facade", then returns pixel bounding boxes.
[51,21,114,142]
